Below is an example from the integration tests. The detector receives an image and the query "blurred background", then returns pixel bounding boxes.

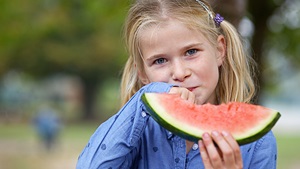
[0,0,299,168]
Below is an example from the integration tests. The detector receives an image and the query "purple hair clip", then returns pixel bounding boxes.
[214,13,224,27]
[195,0,224,27]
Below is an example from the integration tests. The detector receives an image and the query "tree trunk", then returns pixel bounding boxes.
[210,0,283,103]
[209,0,247,28]
[248,0,282,103]
[81,76,99,120]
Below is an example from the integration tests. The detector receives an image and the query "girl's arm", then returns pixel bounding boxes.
[76,82,174,169]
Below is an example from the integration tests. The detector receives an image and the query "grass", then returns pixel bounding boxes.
[0,122,98,169]
[275,133,300,169]
[0,123,299,169]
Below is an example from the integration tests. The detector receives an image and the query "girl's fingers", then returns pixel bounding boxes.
[169,87,196,103]
[202,132,223,168]
[187,91,196,103]
[199,140,214,169]
[221,131,243,168]
[200,131,243,169]
[211,131,236,168]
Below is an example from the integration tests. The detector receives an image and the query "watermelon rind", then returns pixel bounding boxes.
[141,93,281,145]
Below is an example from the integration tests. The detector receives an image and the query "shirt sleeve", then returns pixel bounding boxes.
[248,131,278,169]
[76,82,174,169]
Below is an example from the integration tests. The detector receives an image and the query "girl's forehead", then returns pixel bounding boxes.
[138,19,214,59]
[139,19,206,44]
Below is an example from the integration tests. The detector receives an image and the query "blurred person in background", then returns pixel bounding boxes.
[33,105,61,151]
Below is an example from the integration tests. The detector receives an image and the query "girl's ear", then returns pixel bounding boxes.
[216,35,226,66]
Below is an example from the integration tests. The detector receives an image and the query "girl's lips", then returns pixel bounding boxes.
[187,87,197,92]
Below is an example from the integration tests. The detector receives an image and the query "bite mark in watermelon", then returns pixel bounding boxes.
[141,93,281,145]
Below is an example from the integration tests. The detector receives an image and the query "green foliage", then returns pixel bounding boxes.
[266,0,300,67]
[0,0,129,78]
[262,0,300,93]
[0,0,131,119]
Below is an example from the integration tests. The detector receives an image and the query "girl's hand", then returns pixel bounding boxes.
[169,87,196,104]
[199,131,243,169]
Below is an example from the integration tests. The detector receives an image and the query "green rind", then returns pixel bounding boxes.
[141,94,200,142]
[236,112,280,145]
[141,93,281,145]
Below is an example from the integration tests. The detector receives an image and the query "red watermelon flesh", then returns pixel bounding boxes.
[141,93,281,145]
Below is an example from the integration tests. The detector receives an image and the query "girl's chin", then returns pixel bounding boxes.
[195,98,205,105]
[196,96,217,105]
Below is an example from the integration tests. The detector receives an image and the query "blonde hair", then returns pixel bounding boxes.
[120,0,257,105]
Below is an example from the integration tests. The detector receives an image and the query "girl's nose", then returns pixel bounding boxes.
[171,60,191,82]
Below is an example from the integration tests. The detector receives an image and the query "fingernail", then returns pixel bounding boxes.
[212,131,219,137]
[203,133,210,140]
[222,131,228,136]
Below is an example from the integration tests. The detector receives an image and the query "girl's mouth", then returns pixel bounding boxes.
[187,87,197,92]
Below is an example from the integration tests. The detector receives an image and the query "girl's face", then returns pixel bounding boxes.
[139,19,226,105]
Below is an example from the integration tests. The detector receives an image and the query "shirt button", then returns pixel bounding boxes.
[141,111,147,117]
[192,143,198,150]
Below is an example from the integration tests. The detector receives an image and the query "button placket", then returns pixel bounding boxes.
[192,143,198,150]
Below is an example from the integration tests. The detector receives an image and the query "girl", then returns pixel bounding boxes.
[76,0,277,168]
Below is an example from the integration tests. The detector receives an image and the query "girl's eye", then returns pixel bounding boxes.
[186,49,198,56]
[154,58,167,65]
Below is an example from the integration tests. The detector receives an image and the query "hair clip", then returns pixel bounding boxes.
[195,0,213,19]
[195,0,224,27]
[214,13,224,27]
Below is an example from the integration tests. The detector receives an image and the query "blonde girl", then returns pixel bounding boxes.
[77,0,277,168]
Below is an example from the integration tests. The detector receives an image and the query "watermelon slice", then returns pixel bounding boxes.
[141,93,281,145]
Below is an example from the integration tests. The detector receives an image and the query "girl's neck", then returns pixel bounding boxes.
[185,140,195,154]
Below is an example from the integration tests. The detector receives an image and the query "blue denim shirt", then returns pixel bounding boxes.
[76,82,277,169]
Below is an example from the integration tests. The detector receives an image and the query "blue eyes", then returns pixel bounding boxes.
[186,49,198,55]
[154,58,167,64]
[153,49,198,65]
